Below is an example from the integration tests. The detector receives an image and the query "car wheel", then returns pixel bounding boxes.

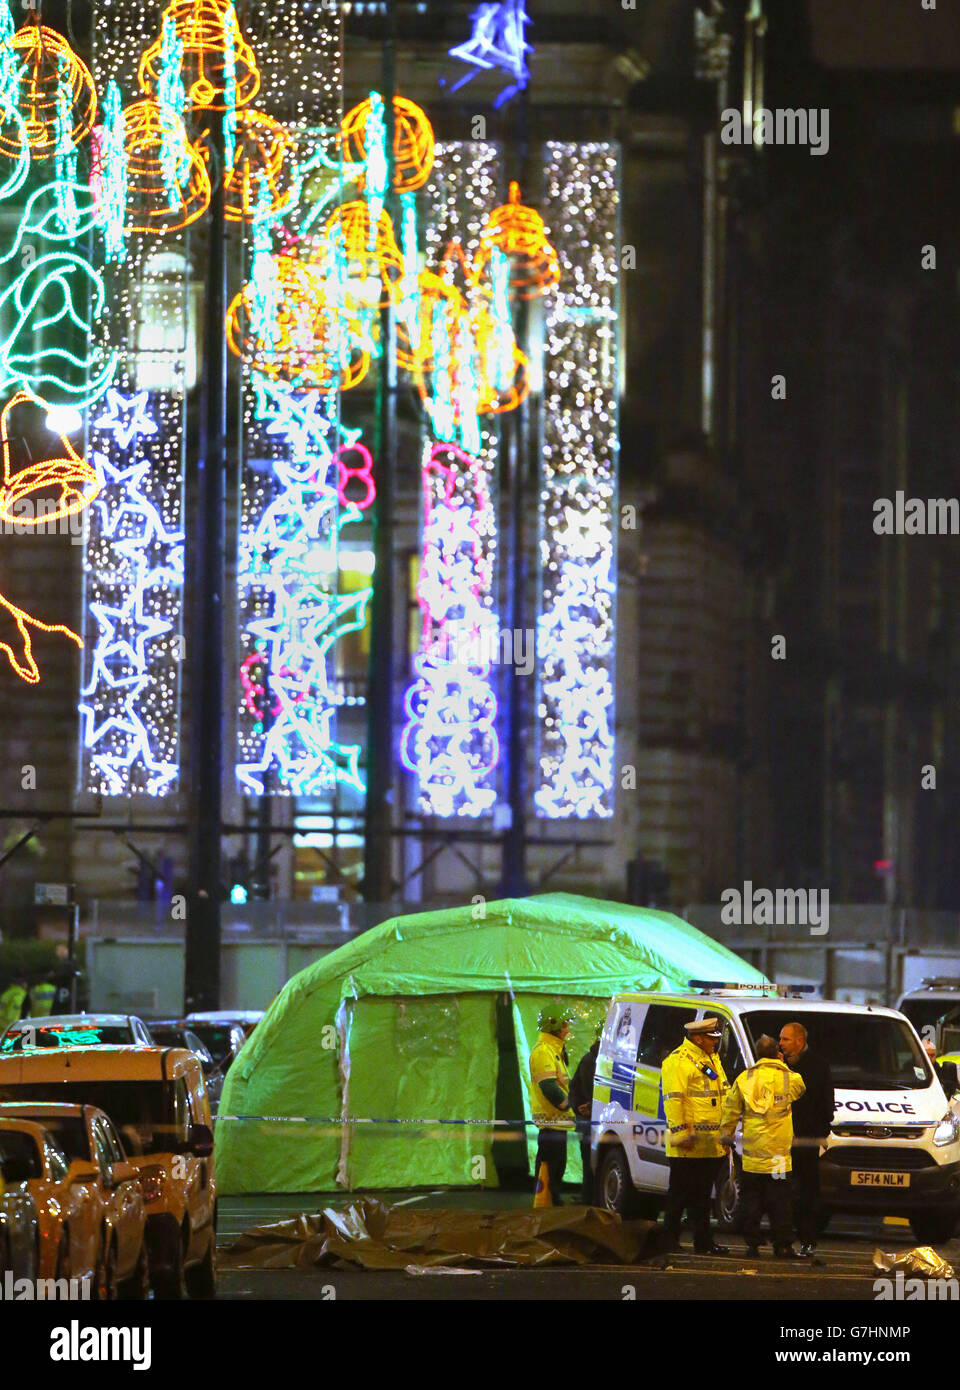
[714,1154,745,1232]
[118,1241,150,1301]
[184,1232,217,1300]
[910,1209,959,1246]
[597,1147,644,1218]
[95,1235,118,1301]
[151,1234,188,1300]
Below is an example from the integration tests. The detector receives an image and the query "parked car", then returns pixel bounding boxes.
[0,1153,38,1283]
[0,1118,102,1293]
[0,1102,148,1299]
[0,1046,217,1299]
[182,1019,246,1072]
[187,1010,263,1040]
[147,1024,223,1107]
[0,1014,155,1052]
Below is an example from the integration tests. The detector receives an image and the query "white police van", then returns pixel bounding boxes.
[591,981,960,1243]
[897,979,960,1049]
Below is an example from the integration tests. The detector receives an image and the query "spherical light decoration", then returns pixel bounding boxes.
[223,108,297,223]
[122,98,211,234]
[138,0,260,112]
[226,254,370,391]
[0,18,97,160]
[340,93,435,193]
[474,180,560,300]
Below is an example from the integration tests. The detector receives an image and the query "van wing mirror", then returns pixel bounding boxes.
[188,1123,214,1158]
[67,1159,100,1186]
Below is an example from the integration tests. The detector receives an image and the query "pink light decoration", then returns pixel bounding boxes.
[334,440,375,513]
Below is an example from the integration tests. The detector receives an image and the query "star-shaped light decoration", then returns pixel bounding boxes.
[92,389,159,451]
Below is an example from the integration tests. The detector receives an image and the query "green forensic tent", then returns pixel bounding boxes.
[215,894,765,1193]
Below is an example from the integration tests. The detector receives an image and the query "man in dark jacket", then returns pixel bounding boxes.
[779,1021,835,1257]
[567,1026,601,1205]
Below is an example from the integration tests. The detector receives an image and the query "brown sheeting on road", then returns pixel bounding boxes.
[221,1199,666,1270]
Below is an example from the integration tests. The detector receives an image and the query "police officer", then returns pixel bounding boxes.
[719,1034,805,1258]
[28,975,56,1018]
[567,1019,603,1205]
[529,1009,573,1206]
[661,1017,730,1254]
[0,977,27,1031]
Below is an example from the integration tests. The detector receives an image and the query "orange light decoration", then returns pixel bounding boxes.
[473,180,560,300]
[0,18,97,160]
[0,392,91,683]
[0,392,100,526]
[226,255,370,392]
[223,109,297,223]
[138,0,260,112]
[471,301,530,414]
[396,269,464,373]
[122,99,211,234]
[317,201,404,312]
[340,94,435,193]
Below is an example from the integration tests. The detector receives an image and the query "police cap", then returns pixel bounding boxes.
[685,1017,722,1039]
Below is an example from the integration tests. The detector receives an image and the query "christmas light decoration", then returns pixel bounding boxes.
[0,390,93,683]
[448,1,532,109]
[400,441,500,818]
[138,0,260,113]
[223,109,297,224]
[80,388,185,795]
[226,253,369,391]
[474,180,559,300]
[319,200,404,312]
[0,17,97,160]
[535,143,620,819]
[122,98,211,235]
[0,389,98,526]
[236,373,369,799]
[340,93,435,193]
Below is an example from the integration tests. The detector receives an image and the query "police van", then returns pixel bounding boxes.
[591,982,960,1244]
[897,979,960,1049]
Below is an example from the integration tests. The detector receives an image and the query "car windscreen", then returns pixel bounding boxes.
[0,1081,182,1156]
[740,1010,932,1091]
[0,1025,131,1051]
[188,1025,235,1062]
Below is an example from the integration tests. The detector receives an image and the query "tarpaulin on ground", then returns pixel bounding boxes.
[221,1198,664,1269]
[216,893,765,1193]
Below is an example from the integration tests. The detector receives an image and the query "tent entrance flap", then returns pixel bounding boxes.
[342,993,499,1190]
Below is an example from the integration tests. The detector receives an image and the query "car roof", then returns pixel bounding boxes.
[608,992,905,1020]
[7,1015,142,1028]
[0,1045,200,1081]
[186,1011,262,1023]
[0,1117,50,1143]
[0,1101,90,1120]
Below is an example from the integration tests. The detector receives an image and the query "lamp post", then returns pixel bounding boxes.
[184,107,226,1012]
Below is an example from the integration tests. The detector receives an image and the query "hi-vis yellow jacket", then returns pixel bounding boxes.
[529,1032,573,1130]
[661,1039,729,1158]
[719,1058,805,1173]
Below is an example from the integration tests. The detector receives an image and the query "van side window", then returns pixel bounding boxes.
[636,1005,698,1067]
[719,1027,745,1082]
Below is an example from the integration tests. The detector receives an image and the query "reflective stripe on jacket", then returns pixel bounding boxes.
[719,1058,805,1173]
[529,1031,572,1130]
[661,1038,729,1158]
[29,983,55,1017]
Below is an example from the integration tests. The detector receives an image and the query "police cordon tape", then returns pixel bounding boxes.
[215,1114,604,1130]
